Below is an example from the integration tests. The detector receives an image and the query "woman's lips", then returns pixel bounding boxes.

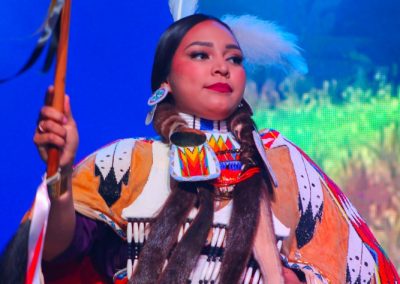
[205,83,233,93]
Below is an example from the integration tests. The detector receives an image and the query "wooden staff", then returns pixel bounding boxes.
[47,0,71,198]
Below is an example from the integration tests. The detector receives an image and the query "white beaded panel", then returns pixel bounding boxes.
[94,138,135,183]
[113,139,135,183]
[122,141,170,219]
[95,143,115,178]
[347,226,375,284]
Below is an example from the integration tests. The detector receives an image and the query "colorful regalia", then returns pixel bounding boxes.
[29,115,399,283]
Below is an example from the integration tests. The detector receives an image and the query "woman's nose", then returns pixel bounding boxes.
[212,60,229,78]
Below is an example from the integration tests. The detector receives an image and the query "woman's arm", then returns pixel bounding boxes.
[33,87,79,260]
[42,167,76,260]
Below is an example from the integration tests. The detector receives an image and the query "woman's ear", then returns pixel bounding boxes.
[161,81,172,93]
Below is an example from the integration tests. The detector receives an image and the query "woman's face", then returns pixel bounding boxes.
[166,20,246,120]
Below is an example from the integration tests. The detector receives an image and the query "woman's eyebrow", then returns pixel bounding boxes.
[185,41,213,49]
[226,44,241,51]
[184,42,241,51]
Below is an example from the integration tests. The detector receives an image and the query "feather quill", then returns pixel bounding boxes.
[169,0,199,21]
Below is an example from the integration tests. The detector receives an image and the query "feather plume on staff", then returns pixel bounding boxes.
[0,0,66,83]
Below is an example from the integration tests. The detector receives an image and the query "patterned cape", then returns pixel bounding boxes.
[30,129,398,283]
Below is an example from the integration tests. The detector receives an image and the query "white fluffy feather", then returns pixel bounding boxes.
[169,0,199,21]
[223,15,308,74]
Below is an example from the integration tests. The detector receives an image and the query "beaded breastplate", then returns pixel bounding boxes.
[169,114,260,198]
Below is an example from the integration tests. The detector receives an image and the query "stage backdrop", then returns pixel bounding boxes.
[1,0,399,269]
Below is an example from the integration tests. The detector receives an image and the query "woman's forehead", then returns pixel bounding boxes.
[179,20,238,48]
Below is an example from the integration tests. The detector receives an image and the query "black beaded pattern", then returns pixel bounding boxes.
[295,195,323,249]
[95,164,129,207]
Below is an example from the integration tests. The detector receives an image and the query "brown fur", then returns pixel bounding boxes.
[219,174,267,283]
[158,184,214,283]
[131,181,197,283]
[133,103,216,283]
[217,106,275,283]
[153,101,187,143]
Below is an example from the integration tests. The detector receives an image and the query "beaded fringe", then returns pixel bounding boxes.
[125,218,267,283]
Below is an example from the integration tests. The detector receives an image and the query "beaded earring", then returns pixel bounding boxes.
[145,86,170,125]
[147,87,169,106]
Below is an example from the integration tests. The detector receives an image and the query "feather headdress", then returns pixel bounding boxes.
[223,15,308,74]
[167,3,306,74]
[168,0,199,21]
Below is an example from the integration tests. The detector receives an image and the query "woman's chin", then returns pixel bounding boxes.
[195,107,236,121]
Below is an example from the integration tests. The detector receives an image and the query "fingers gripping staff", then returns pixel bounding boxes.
[27,1,71,283]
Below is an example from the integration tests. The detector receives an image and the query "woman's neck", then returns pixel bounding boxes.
[179,113,228,133]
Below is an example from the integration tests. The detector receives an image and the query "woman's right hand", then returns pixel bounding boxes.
[33,86,79,172]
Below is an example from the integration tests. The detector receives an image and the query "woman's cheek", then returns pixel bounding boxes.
[235,69,246,88]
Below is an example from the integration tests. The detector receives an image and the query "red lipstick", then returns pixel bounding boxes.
[205,83,233,93]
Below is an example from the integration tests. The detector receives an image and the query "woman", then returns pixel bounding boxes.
[4,14,398,284]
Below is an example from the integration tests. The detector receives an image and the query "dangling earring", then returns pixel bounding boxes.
[148,87,169,106]
[145,85,170,125]
[238,102,243,108]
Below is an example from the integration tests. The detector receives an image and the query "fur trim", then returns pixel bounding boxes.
[159,184,214,283]
[219,174,263,283]
[131,182,197,283]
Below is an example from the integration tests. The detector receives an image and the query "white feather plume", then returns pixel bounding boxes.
[223,15,308,74]
[169,0,199,21]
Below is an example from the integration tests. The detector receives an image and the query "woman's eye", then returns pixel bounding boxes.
[228,55,244,65]
[190,52,209,60]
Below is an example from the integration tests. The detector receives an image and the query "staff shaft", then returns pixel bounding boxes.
[46,0,71,197]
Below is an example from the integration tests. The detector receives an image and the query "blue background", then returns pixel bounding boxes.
[0,0,172,249]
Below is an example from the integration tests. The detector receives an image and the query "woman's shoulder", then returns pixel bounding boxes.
[256,128,316,172]
[73,137,165,169]
[257,128,293,150]
[70,137,170,231]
